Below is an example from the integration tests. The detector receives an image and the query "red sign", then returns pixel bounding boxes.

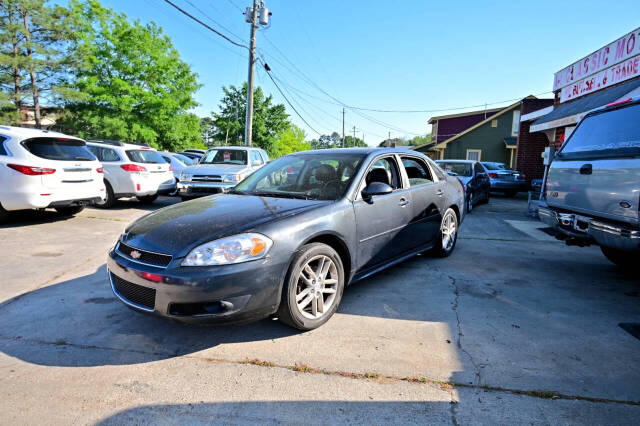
[560,54,640,102]
[223,151,231,161]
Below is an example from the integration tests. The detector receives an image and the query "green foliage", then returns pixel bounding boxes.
[211,84,290,156]
[343,135,367,147]
[273,124,310,158]
[310,132,341,150]
[57,0,201,151]
[377,134,431,148]
[0,0,80,126]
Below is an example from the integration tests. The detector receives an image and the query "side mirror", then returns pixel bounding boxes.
[362,182,393,202]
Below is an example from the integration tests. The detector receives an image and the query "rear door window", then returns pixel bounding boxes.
[250,150,264,165]
[22,138,96,161]
[559,103,640,159]
[126,149,164,164]
[401,157,433,187]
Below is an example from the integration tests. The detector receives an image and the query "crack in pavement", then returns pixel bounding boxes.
[448,275,487,387]
[0,332,637,406]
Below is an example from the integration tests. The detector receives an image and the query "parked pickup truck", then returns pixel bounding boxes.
[538,97,640,269]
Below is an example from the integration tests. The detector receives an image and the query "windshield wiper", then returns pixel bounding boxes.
[227,189,249,195]
[252,191,311,200]
[74,156,93,161]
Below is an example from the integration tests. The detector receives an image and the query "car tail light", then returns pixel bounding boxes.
[120,164,147,173]
[7,164,56,175]
[97,167,104,173]
[169,165,173,171]
[488,172,498,178]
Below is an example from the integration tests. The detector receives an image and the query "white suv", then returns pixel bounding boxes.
[86,140,176,208]
[0,126,105,223]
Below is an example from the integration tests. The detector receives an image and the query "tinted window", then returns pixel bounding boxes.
[0,136,8,156]
[126,149,164,164]
[474,163,484,174]
[369,157,401,189]
[202,149,248,165]
[161,155,172,164]
[235,153,365,200]
[401,157,433,187]
[22,138,96,161]
[560,103,640,156]
[88,146,120,162]
[437,162,472,177]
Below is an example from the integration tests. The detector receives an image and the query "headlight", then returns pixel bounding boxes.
[222,173,243,183]
[182,233,273,266]
[180,172,192,181]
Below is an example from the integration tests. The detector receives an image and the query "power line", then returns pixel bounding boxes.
[225,0,244,13]
[259,60,321,136]
[163,0,249,50]
[183,0,245,43]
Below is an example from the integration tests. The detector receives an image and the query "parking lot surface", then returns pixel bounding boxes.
[0,195,639,425]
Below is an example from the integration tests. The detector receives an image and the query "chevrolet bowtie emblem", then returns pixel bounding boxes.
[130,250,142,259]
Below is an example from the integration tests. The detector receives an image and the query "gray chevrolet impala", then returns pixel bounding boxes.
[107,148,465,330]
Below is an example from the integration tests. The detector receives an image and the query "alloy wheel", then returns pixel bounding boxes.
[295,255,339,320]
[441,211,457,251]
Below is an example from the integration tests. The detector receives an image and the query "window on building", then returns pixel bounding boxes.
[491,119,498,128]
[466,149,482,161]
[512,111,520,136]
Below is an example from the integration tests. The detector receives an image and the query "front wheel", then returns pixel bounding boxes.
[277,243,345,330]
[601,246,634,269]
[95,180,116,208]
[137,194,158,204]
[55,205,85,216]
[431,208,459,257]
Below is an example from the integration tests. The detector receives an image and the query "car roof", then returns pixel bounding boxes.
[293,147,422,156]
[206,146,262,151]
[436,159,475,164]
[0,125,80,140]
[87,140,155,150]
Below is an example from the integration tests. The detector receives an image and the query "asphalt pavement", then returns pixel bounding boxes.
[0,194,638,425]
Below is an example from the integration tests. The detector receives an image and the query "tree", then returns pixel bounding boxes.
[273,124,310,158]
[58,0,202,151]
[310,132,341,150]
[344,135,367,147]
[211,84,289,156]
[0,0,79,127]
[200,116,216,147]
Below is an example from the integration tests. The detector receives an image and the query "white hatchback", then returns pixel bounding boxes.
[86,140,176,208]
[0,126,106,222]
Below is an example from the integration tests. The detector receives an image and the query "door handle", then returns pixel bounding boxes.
[398,198,410,207]
[436,189,444,196]
[579,164,592,175]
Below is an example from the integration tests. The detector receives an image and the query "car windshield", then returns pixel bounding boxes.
[437,162,472,177]
[22,138,96,161]
[482,162,510,170]
[201,149,248,165]
[234,153,366,201]
[172,153,194,165]
[558,103,640,159]
[126,149,164,164]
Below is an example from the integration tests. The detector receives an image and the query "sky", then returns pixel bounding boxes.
[95,0,640,145]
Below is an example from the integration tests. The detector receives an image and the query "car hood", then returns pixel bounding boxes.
[122,195,327,257]
[185,164,249,174]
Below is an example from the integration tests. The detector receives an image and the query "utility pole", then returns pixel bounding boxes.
[342,108,345,148]
[244,1,270,146]
[352,126,356,147]
[388,131,391,147]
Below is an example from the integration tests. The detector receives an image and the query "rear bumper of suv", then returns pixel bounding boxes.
[538,204,640,250]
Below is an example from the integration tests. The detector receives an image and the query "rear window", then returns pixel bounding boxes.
[126,149,164,164]
[559,103,640,159]
[22,138,96,161]
[482,162,510,170]
[172,153,194,165]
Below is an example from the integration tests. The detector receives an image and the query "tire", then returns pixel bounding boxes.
[137,194,158,204]
[277,243,345,331]
[466,192,473,213]
[601,246,634,269]
[431,208,459,258]
[95,180,116,208]
[0,203,9,224]
[504,190,517,198]
[55,205,85,216]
